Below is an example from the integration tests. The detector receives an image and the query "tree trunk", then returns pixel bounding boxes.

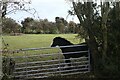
[101,2,110,62]
[72,2,99,73]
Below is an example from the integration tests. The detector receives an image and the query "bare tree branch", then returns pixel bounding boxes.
[1,0,37,18]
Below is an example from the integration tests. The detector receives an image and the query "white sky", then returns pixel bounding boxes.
[7,0,80,23]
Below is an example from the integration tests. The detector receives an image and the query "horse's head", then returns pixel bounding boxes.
[51,37,72,47]
[51,37,62,47]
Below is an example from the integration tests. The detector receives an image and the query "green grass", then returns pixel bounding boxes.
[2,34,89,79]
[2,34,82,62]
[2,34,81,50]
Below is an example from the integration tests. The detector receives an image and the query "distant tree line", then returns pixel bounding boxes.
[2,17,81,34]
[2,18,21,34]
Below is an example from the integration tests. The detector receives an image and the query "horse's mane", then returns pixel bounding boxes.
[55,37,73,45]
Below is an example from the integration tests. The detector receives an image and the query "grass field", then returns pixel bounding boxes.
[2,34,81,50]
[2,34,83,62]
[2,34,90,80]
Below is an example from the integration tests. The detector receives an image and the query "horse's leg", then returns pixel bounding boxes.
[64,56,71,66]
[64,57,72,70]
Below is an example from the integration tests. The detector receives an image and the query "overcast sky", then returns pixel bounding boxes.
[7,0,79,23]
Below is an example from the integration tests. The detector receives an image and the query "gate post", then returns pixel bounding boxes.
[24,51,28,79]
[58,51,61,75]
[88,49,91,72]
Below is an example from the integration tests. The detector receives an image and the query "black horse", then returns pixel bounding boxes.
[51,37,89,66]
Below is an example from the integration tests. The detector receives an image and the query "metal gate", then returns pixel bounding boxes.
[11,44,90,79]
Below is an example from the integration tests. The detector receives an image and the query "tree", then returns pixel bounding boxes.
[1,0,32,18]
[67,21,76,33]
[32,19,43,34]
[21,17,58,34]
[106,2,120,75]
[0,2,2,34]
[70,2,100,73]
[101,2,111,62]
[2,17,21,34]
[66,0,120,75]
[55,17,67,33]
[1,0,34,34]
[21,17,34,33]
[42,19,51,34]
